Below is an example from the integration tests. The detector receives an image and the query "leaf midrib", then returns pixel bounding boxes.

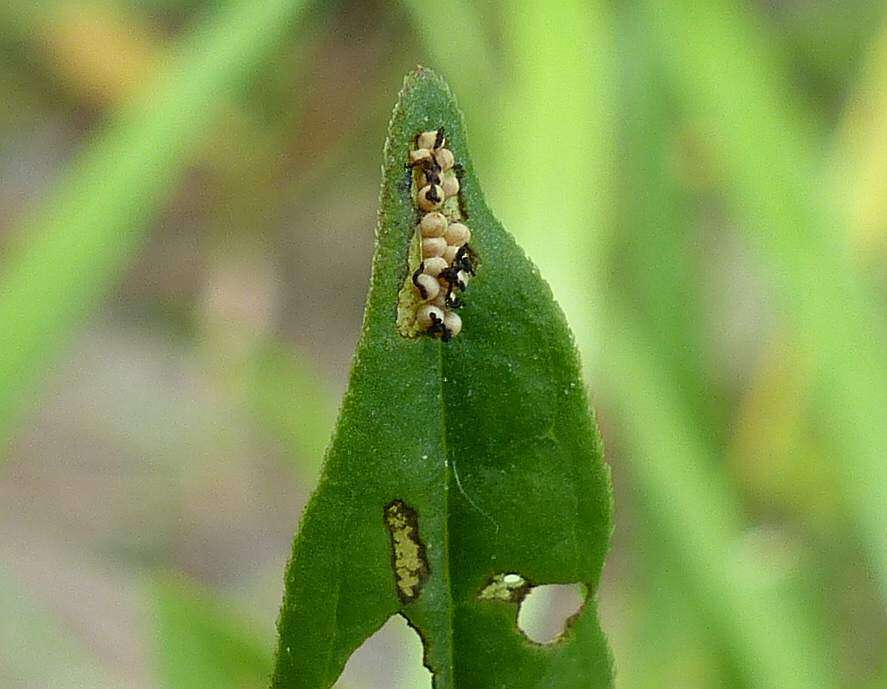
[437,322,456,686]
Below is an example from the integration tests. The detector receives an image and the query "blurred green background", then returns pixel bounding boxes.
[1,1,885,688]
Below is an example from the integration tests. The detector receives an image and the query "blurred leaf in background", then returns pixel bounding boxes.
[0,0,308,445]
[152,575,271,689]
[0,567,118,689]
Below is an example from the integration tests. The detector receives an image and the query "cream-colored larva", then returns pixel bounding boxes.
[416,304,445,329]
[437,270,469,293]
[434,148,455,171]
[418,184,444,211]
[422,237,447,258]
[441,174,459,198]
[422,256,448,277]
[409,148,433,165]
[444,222,470,246]
[413,273,440,302]
[420,212,447,238]
[397,125,473,342]
[443,311,462,337]
[417,129,444,150]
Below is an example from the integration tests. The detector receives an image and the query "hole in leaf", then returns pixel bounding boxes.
[333,614,432,689]
[517,583,585,644]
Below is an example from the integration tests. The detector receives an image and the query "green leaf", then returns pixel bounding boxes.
[272,68,613,688]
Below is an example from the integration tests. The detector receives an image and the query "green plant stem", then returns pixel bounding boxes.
[0,0,308,451]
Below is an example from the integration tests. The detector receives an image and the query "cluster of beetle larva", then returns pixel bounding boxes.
[405,127,475,341]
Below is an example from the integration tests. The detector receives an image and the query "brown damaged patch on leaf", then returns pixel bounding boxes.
[384,500,430,603]
[478,572,532,603]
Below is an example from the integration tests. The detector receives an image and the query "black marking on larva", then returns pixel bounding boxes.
[438,266,467,310]
[428,312,452,342]
[433,127,445,149]
[454,244,476,276]
[412,262,427,299]
[445,293,464,309]
[384,500,430,604]
[409,153,443,188]
[410,153,441,172]
[439,266,466,293]
[425,185,441,204]
[425,156,443,186]
[408,154,440,176]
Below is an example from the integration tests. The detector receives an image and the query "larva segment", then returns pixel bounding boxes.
[396,127,475,340]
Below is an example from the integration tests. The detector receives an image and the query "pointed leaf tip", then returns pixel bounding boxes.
[272,71,613,689]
